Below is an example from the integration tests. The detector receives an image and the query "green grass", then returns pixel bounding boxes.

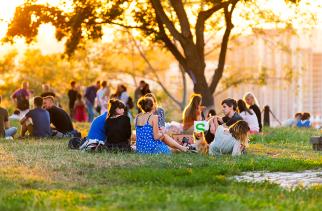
[0,127,321,210]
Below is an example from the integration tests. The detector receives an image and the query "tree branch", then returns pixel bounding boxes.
[195,2,227,59]
[150,0,185,43]
[155,16,188,71]
[169,0,192,39]
[127,30,182,108]
[209,0,239,93]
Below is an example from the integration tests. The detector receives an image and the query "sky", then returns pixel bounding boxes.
[0,0,321,55]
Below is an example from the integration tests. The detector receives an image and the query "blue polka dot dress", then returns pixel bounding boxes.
[135,114,171,155]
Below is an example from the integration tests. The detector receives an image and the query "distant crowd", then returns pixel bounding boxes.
[0,80,315,156]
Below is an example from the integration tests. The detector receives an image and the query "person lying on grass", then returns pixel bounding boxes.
[209,120,250,156]
[20,96,51,138]
[104,99,131,152]
[135,96,189,154]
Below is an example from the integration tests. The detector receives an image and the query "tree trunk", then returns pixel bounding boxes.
[192,70,214,108]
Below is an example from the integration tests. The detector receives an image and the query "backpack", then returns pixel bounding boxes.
[68,137,83,149]
[127,96,134,109]
[79,139,105,152]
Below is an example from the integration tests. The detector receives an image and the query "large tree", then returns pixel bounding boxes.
[4,0,304,107]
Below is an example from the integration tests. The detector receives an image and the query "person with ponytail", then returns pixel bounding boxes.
[104,99,131,151]
[135,96,188,154]
[209,120,250,156]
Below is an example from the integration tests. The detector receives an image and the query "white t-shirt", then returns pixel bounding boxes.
[239,110,259,132]
[96,87,109,114]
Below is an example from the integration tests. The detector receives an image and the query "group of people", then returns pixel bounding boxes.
[79,91,263,156]
[67,80,151,122]
[0,79,259,156]
[2,79,314,157]
[283,112,312,128]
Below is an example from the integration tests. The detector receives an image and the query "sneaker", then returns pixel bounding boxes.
[5,136,13,140]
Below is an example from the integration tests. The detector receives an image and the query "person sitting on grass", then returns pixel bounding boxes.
[43,96,75,137]
[182,94,203,134]
[135,96,189,154]
[205,98,243,144]
[297,112,311,128]
[20,96,51,138]
[104,99,132,152]
[0,96,17,139]
[209,120,250,156]
[282,112,302,127]
[237,99,259,134]
[144,93,165,130]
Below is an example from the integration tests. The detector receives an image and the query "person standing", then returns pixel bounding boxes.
[11,81,30,112]
[134,80,146,112]
[68,81,78,118]
[96,81,110,115]
[0,96,17,138]
[85,81,100,122]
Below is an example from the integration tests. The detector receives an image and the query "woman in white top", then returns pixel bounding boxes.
[237,99,259,133]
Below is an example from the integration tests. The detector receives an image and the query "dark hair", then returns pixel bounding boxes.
[295,112,302,118]
[102,81,107,87]
[207,109,216,118]
[144,93,158,106]
[229,120,250,146]
[0,95,2,103]
[301,112,310,121]
[34,96,43,107]
[237,99,253,115]
[107,99,126,118]
[222,98,237,111]
[76,93,82,100]
[71,81,76,87]
[96,81,101,86]
[137,96,154,112]
[139,80,145,85]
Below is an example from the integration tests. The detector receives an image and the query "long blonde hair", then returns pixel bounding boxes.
[229,120,250,147]
[183,94,202,124]
[243,92,259,107]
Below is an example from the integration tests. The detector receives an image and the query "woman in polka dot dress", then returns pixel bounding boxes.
[135,96,188,154]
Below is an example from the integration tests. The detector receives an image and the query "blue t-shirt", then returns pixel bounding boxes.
[87,112,107,141]
[25,108,51,137]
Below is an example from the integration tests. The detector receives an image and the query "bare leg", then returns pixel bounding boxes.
[162,134,187,152]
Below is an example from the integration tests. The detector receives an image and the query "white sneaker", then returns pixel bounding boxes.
[5,136,13,140]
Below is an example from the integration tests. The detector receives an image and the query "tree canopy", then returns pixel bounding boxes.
[4,0,314,107]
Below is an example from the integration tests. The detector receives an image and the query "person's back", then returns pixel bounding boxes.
[297,120,311,128]
[0,107,8,137]
[25,108,51,137]
[48,106,74,133]
[239,110,259,133]
[87,112,107,141]
[104,115,131,150]
[135,113,170,154]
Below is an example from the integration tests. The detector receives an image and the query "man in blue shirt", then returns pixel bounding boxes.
[20,96,51,138]
[85,81,100,122]
[86,112,107,142]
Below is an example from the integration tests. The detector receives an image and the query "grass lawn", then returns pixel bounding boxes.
[0,126,321,210]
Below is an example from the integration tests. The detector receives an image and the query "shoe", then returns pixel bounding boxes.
[186,144,198,153]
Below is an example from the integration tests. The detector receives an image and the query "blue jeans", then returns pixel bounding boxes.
[86,100,94,122]
[5,127,17,137]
